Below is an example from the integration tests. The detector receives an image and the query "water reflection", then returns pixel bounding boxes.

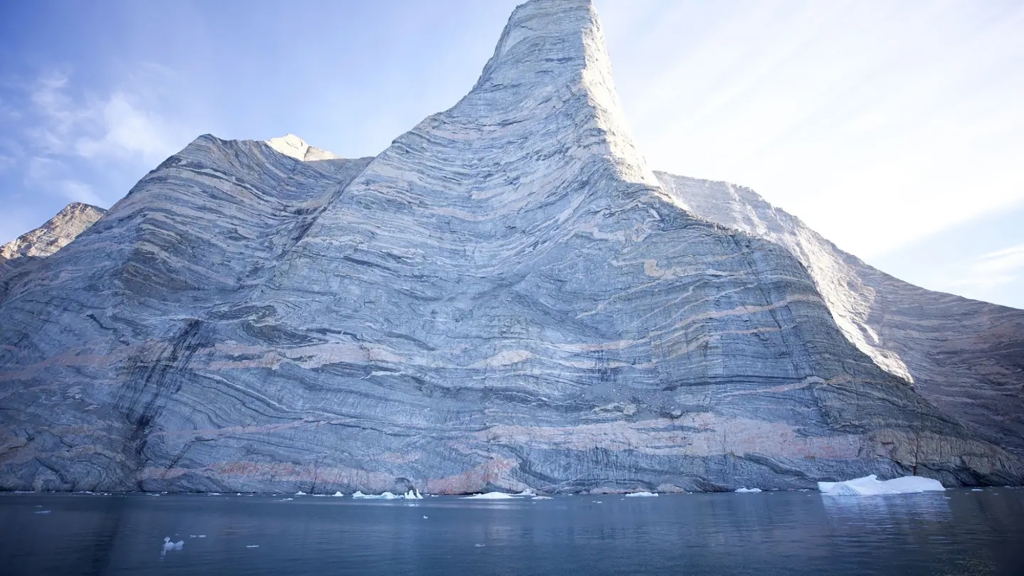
[0,490,1022,575]
[820,492,953,521]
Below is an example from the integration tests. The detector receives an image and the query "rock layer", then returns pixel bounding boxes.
[657,173,1024,457]
[0,0,1021,494]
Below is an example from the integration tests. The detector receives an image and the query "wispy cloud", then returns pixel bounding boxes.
[26,70,179,164]
[599,0,1024,259]
[947,243,1024,295]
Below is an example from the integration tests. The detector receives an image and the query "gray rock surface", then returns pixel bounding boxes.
[0,0,1021,494]
[657,173,1024,457]
[0,202,105,281]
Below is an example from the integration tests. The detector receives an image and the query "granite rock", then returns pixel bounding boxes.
[0,0,1020,493]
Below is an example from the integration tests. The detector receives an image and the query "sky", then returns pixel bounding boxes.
[1,0,1022,309]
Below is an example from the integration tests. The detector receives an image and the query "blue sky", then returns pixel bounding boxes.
[1,0,1022,309]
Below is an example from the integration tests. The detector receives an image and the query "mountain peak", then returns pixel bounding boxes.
[265,134,339,162]
[456,0,655,187]
[0,202,106,265]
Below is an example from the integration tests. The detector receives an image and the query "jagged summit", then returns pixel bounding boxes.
[0,202,105,263]
[266,133,340,161]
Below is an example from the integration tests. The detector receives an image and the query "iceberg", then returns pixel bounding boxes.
[352,491,401,500]
[404,489,424,500]
[625,491,658,497]
[735,488,762,493]
[462,492,518,499]
[818,475,945,496]
[332,491,344,497]
[532,495,553,500]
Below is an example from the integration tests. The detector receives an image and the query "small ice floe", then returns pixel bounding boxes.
[404,489,424,500]
[278,498,293,502]
[198,535,206,538]
[161,537,184,556]
[189,535,197,539]
[295,491,307,496]
[462,492,517,500]
[474,544,485,548]
[971,488,984,492]
[735,488,762,493]
[246,545,259,549]
[352,491,403,500]
[516,489,536,497]
[34,510,51,514]
[625,491,658,498]
[332,491,344,497]
[209,493,222,496]
[818,475,944,496]
[593,500,603,504]
[423,515,429,519]
[532,496,553,500]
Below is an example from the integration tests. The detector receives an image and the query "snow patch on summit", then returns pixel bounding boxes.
[265,134,339,162]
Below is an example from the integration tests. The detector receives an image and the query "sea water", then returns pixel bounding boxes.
[2,488,1023,575]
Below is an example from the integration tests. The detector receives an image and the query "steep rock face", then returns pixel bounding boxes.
[0,0,1020,494]
[657,173,1024,456]
[0,202,105,282]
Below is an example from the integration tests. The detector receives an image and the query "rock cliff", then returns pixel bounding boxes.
[0,202,105,280]
[0,0,1020,493]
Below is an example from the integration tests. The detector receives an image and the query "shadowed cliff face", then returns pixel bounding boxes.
[0,0,1021,494]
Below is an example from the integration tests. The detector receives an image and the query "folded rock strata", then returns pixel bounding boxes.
[0,0,1021,494]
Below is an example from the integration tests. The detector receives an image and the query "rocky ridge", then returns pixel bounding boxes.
[0,202,106,277]
[0,0,1021,494]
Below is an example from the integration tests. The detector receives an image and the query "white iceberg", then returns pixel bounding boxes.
[818,475,944,496]
[332,491,344,497]
[735,488,762,493]
[625,491,659,497]
[295,491,307,496]
[462,492,517,499]
[516,489,536,497]
[161,537,184,556]
[352,491,403,500]
[404,489,424,500]
[532,495,553,500]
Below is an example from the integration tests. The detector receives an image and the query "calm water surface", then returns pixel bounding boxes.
[2,489,1023,575]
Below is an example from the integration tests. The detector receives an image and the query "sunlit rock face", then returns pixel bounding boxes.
[657,173,1024,458]
[0,0,1021,494]
[0,202,105,289]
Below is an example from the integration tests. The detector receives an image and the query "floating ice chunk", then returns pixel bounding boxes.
[404,489,423,500]
[34,510,51,514]
[162,537,184,553]
[971,488,983,492]
[735,488,762,493]
[332,491,344,497]
[246,545,259,549]
[278,498,293,501]
[295,491,307,496]
[593,500,603,504]
[818,475,945,496]
[352,491,402,500]
[198,535,206,538]
[474,544,485,548]
[423,515,429,519]
[516,489,536,497]
[463,492,517,499]
[625,491,658,497]
[532,496,553,500]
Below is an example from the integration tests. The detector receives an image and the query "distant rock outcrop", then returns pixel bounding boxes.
[0,0,1020,494]
[0,202,106,299]
[0,202,105,274]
